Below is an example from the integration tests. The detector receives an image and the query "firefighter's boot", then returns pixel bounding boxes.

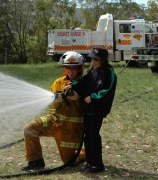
[21,158,45,171]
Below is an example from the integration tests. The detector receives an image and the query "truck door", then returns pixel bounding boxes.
[115,22,132,51]
[131,23,145,47]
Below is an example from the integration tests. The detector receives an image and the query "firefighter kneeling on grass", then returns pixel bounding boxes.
[22,51,85,171]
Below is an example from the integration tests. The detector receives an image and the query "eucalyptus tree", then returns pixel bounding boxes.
[31,0,78,63]
[0,0,14,63]
[77,0,109,30]
[146,0,158,22]
[0,0,79,63]
[77,0,146,30]
[52,0,78,29]
[111,0,145,20]
[0,0,34,64]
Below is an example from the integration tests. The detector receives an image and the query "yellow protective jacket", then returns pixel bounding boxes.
[24,75,85,163]
[48,90,83,161]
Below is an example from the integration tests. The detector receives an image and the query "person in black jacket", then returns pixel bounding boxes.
[66,47,117,173]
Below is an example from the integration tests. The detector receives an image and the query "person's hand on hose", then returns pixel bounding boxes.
[84,96,92,104]
[64,85,72,91]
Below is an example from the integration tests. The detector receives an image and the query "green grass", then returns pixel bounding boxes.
[0,62,63,89]
[0,62,158,179]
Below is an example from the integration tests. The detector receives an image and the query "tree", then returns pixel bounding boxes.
[0,0,13,63]
[77,0,109,30]
[0,0,80,64]
[28,0,78,63]
[77,0,146,30]
[146,0,158,22]
[112,1,145,20]
[54,0,77,28]
[0,0,34,64]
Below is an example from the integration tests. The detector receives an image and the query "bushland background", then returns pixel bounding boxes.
[0,0,158,64]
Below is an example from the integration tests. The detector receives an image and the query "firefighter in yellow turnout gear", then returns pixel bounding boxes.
[22,51,85,171]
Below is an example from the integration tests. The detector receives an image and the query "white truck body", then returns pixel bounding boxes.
[130,22,158,72]
[47,13,146,62]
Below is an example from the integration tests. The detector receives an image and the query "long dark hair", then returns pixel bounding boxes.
[87,57,111,73]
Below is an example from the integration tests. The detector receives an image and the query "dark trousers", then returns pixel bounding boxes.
[83,113,104,167]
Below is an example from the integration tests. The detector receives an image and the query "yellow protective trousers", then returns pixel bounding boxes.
[24,92,85,164]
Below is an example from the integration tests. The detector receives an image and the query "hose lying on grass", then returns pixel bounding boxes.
[0,138,24,150]
[0,133,84,179]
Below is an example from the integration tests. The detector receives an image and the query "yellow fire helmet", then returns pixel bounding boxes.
[59,51,84,66]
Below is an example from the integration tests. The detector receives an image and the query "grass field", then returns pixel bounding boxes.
[0,62,158,179]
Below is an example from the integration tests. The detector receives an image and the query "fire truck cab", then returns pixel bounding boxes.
[131,22,158,72]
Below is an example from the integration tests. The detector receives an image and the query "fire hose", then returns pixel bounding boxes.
[0,132,84,179]
[0,138,24,150]
[0,134,84,178]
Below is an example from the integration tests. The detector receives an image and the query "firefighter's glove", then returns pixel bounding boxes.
[64,88,74,96]
[64,90,80,102]
[63,85,72,93]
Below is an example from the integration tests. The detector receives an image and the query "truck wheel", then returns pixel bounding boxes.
[150,51,158,73]
[151,66,158,73]
[151,63,158,73]
[126,60,139,67]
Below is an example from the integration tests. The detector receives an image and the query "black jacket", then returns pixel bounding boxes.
[72,66,117,117]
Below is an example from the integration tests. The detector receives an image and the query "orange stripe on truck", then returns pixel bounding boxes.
[117,40,132,45]
[54,45,113,51]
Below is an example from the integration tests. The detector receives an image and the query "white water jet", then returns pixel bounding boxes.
[0,72,55,146]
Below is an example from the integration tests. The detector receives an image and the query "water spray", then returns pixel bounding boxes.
[0,72,55,146]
